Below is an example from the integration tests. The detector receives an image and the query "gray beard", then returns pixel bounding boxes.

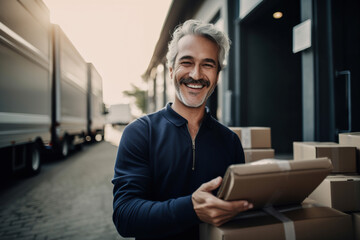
[174,78,216,108]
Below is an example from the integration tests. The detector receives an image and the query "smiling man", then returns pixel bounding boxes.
[112,19,252,240]
[171,34,217,108]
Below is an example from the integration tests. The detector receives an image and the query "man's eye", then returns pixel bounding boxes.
[180,61,192,65]
[203,63,215,68]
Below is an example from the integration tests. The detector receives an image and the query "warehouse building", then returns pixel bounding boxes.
[143,0,359,155]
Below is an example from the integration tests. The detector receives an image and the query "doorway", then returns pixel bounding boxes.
[239,0,302,154]
[332,0,360,137]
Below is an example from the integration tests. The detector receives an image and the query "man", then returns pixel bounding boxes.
[112,19,253,240]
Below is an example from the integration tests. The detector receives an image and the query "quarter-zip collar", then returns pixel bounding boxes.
[162,102,213,129]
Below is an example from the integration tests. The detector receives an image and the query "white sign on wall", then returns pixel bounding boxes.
[293,19,312,53]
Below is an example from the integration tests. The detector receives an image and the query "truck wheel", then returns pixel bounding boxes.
[26,143,41,176]
[60,138,69,158]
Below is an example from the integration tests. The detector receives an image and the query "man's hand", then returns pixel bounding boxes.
[192,176,253,227]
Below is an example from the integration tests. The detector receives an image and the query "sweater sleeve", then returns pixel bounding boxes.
[112,118,200,238]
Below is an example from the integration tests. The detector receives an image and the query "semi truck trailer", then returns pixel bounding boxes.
[0,0,105,176]
[0,0,52,175]
[87,63,105,142]
[51,24,88,158]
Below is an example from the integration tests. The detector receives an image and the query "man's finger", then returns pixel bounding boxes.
[221,200,253,212]
[199,176,222,192]
[209,199,253,212]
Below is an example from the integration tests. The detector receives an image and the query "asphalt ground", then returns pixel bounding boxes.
[0,125,133,240]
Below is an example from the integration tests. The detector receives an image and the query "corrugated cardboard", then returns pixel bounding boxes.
[353,212,360,240]
[339,132,360,173]
[244,148,275,163]
[217,158,332,209]
[199,204,353,240]
[230,127,271,149]
[293,141,357,173]
[309,175,360,212]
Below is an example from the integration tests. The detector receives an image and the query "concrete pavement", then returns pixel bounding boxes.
[0,139,132,240]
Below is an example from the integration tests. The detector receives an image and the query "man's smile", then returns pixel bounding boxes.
[185,83,206,89]
[179,77,210,91]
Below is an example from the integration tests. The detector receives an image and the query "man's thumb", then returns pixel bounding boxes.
[201,176,222,192]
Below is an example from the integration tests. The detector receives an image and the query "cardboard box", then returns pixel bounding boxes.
[244,149,275,163]
[230,127,271,149]
[339,132,360,173]
[199,204,353,240]
[309,175,360,212]
[217,158,332,209]
[353,212,360,240]
[293,142,357,173]
[339,132,360,148]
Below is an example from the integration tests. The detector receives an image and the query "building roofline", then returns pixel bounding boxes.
[143,0,204,79]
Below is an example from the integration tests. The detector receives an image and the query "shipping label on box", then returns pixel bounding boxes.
[230,127,271,149]
[244,149,275,163]
[200,204,353,240]
[293,142,357,173]
[309,175,360,212]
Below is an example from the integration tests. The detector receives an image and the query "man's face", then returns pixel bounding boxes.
[169,35,219,108]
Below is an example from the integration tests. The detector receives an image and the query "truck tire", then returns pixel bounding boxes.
[0,147,12,179]
[26,143,41,176]
[60,137,69,158]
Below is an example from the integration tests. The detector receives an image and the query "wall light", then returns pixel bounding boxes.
[273,11,283,19]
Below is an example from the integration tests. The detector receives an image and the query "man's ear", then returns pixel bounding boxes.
[169,67,173,79]
[215,72,220,84]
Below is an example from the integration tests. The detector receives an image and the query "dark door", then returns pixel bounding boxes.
[332,0,360,137]
[239,0,302,154]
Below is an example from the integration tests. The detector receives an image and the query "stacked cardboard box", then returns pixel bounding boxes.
[339,132,360,173]
[310,175,360,239]
[200,203,353,240]
[230,127,274,163]
[338,132,360,238]
[244,148,275,163]
[353,213,360,240]
[293,141,357,173]
[200,158,353,239]
[308,175,360,212]
[294,135,360,238]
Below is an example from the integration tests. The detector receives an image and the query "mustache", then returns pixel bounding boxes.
[179,77,210,87]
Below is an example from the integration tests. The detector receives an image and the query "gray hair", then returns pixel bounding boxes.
[166,19,230,72]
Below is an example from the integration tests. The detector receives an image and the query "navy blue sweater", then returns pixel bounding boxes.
[112,103,244,240]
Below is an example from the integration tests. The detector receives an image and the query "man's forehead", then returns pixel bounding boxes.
[176,35,219,61]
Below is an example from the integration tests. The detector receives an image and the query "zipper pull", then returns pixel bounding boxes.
[192,140,195,171]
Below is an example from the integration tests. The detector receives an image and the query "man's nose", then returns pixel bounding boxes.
[189,65,202,80]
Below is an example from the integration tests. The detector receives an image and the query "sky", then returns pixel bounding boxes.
[42,0,172,106]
